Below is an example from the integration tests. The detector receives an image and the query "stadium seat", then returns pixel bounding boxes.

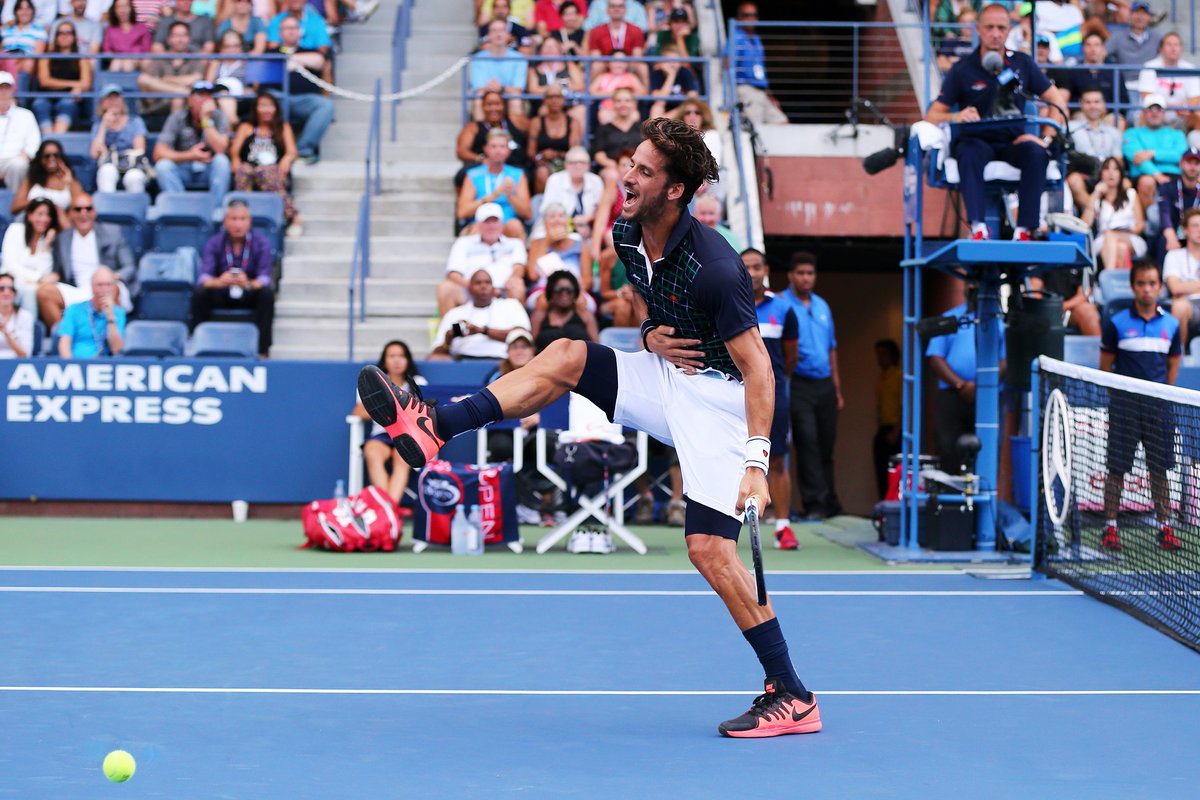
[1062,335,1101,370]
[150,192,218,254]
[95,191,151,260]
[187,321,259,358]
[57,132,96,192]
[598,327,640,353]
[243,58,285,87]
[1097,268,1132,305]
[95,70,139,114]
[137,251,195,284]
[1189,337,1200,367]
[0,187,13,237]
[31,318,44,356]
[220,192,285,257]
[121,320,189,357]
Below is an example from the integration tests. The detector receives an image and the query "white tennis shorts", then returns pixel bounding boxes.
[610,348,748,522]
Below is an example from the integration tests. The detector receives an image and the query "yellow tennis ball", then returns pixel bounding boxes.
[102,750,136,783]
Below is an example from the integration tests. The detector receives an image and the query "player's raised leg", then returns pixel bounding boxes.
[357,338,594,468]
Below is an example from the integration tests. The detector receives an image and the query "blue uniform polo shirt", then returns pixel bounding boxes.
[780,288,836,380]
[730,27,769,89]
[1101,306,1182,384]
[936,47,1052,122]
[755,291,798,385]
[925,303,1006,389]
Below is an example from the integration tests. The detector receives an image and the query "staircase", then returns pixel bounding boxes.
[270,0,473,361]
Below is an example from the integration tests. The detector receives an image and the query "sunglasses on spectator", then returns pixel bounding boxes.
[552,286,577,295]
[72,205,94,212]
[0,284,15,292]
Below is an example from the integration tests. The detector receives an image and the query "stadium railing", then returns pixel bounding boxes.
[390,0,414,142]
[347,79,382,360]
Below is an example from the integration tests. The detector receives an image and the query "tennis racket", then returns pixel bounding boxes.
[745,497,767,606]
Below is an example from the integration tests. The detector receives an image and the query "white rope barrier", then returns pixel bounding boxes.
[289,56,470,102]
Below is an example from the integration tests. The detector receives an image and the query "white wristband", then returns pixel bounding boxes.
[744,436,770,475]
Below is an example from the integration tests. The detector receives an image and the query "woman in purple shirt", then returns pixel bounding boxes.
[102,0,152,72]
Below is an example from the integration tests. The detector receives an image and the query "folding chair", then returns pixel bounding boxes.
[535,394,649,554]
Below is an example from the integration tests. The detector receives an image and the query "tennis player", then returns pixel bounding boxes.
[359,117,820,738]
[1099,260,1183,552]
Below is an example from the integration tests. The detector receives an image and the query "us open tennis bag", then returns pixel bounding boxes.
[300,485,401,552]
[411,459,519,546]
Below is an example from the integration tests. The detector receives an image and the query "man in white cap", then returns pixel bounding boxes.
[0,70,40,190]
[1138,31,1200,132]
[1124,93,1188,212]
[436,202,528,314]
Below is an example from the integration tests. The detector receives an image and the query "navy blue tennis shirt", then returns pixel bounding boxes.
[1101,306,1181,384]
[937,47,1053,132]
[614,212,758,380]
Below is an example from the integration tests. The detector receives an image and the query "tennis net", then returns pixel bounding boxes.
[1035,356,1200,651]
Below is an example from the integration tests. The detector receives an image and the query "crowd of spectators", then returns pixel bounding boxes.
[0,0,370,360]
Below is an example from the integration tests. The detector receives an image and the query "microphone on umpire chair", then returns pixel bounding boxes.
[861,123,911,175]
[981,50,1025,118]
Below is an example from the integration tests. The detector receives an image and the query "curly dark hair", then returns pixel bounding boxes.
[639,116,718,208]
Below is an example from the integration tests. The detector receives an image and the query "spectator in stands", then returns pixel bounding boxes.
[1066,88,1123,209]
[231,91,300,233]
[138,21,204,119]
[693,194,741,251]
[582,0,646,32]
[596,245,635,326]
[589,51,645,125]
[591,146,634,261]
[587,0,645,60]
[1029,264,1102,335]
[730,1,788,126]
[458,129,531,239]
[1109,1,1162,83]
[1084,156,1147,268]
[351,340,425,507]
[1138,32,1200,132]
[1061,32,1129,126]
[526,202,587,308]
[526,37,584,127]
[55,0,101,53]
[265,15,333,164]
[925,3,1067,240]
[101,0,152,71]
[530,269,598,349]
[193,200,274,357]
[456,89,528,181]
[1125,94,1186,211]
[37,192,135,327]
[647,41,698,118]
[57,266,124,357]
[655,7,697,57]
[533,0,563,39]
[936,9,976,73]
[671,97,723,201]
[33,22,91,134]
[153,81,232,201]
[1164,206,1200,345]
[0,271,32,357]
[2,196,56,310]
[872,339,902,500]
[537,145,602,239]
[429,268,532,360]
[152,0,215,52]
[2,0,46,95]
[2,0,57,29]
[1159,146,1200,252]
[131,0,170,33]
[526,85,579,195]
[471,18,528,120]
[218,0,268,52]
[548,0,584,55]
[478,0,533,52]
[1027,0,1086,62]
[485,329,537,398]
[12,139,79,222]
[267,0,331,60]
[439,202,527,314]
[91,87,149,194]
[743,247,798,546]
[591,86,642,175]
[781,251,844,520]
[0,72,38,189]
[206,29,248,123]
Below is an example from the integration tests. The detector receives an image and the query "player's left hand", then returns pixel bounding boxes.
[735,467,770,515]
[646,326,705,373]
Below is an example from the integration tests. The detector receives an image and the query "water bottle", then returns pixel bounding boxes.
[334,479,347,511]
[450,503,469,555]
[466,504,484,556]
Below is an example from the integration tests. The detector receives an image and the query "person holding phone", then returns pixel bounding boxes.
[192,200,274,357]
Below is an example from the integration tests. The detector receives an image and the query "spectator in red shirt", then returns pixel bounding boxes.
[587,0,645,76]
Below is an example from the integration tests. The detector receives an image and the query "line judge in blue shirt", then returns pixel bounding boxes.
[924,3,1066,241]
[780,251,843,521]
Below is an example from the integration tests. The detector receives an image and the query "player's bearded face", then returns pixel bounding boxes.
[620,143,672,222]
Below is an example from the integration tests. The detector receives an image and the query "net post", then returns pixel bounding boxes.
[1029,357,1041,572]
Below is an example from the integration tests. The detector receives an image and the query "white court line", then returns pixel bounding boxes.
[0,587,1084,597]
[0,686,1196,697]
[0,566,963,576]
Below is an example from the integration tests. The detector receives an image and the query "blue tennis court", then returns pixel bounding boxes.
[3,567,1198,798]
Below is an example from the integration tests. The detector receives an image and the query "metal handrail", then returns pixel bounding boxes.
[390,0,413,142]
[348,78,382,360]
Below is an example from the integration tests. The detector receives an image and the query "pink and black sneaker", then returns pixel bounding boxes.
[718,678,821,738]
[357,365,445,469]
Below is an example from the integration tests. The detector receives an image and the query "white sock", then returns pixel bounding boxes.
[1106,519,1118,530]
[971,221,988,235]
[776,518,789,530]
[1013,226,1029,238]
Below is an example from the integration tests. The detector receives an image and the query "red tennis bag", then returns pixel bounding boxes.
[412,459,519,546]
[300,485,402,552]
